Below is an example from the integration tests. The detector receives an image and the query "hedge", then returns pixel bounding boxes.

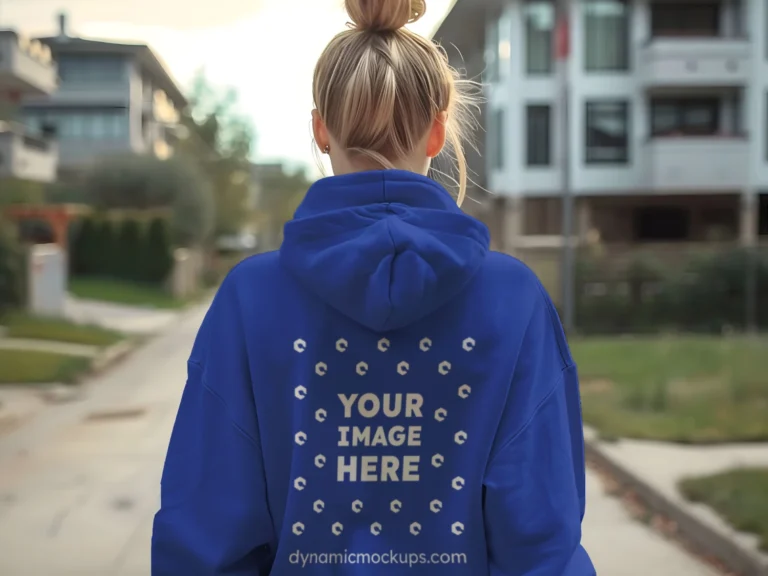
[0,217,25,314]
[70,215,174,286]
[574,247,768,334]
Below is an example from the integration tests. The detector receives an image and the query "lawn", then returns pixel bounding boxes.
[0,349,92,384]
[69,278,189,309]
[2,313,124,347]
[572,336,768,443]
[680,468,768,551]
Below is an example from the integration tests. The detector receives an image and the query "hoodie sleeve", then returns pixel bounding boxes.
[483,284,595,576]
[152,273,275,575]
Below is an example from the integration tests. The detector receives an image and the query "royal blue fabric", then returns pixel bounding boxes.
[152,169,595,575]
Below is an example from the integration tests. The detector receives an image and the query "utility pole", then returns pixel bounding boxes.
[556,0,574,332]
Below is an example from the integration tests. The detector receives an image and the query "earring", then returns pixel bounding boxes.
[323,145,330,154]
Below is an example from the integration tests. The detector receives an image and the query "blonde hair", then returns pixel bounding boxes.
[313,0,479,205]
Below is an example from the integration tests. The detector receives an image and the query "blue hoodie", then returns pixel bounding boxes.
[152,170,595,575]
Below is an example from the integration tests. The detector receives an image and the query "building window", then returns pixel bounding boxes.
[57,55,126,84]
[23,108,129,141]
[584,0,629,71]
[650,97,720,136]
[526,104,552,166]
[525,1,554,74]
[585,101,629,164]
[650,2,720,37]
[485,18,500,83]
[489,108,505,170]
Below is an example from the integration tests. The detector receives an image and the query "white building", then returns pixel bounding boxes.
[0,29,59,183]
[436,0,765,253]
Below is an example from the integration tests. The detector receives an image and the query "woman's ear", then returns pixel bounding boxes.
[312,109,329,153]
[426,111,448,158]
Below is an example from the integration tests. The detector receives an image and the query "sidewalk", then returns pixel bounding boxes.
[64,296,178,335]
[0,304,207,576]
[586,427,768,575]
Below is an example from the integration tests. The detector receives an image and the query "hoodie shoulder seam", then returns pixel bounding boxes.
[190,359,260,451]
[487,367,567,468]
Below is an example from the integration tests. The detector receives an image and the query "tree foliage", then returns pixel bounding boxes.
[178,70,257,237]
[83,154,214,246]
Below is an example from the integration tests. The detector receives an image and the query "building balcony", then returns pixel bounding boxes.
[643,135,747,192]
[638,37,751,87]
[0,122,58,183]
[0,30,58,96]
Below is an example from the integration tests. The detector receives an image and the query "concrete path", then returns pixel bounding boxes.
[64,296,178,335]
[0,305,720,576]
[0,338,99,357]
[589,428,768,569]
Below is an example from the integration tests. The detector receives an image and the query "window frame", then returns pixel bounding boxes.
[583,0,631,72]
[584,100,630,165]
[525,103,553,167]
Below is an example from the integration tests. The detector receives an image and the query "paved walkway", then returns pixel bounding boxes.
[0,305,720,575]
[588,428,768,568]
[64,296,178,335]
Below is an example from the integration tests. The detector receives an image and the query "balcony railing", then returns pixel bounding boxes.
[643,134,748,191]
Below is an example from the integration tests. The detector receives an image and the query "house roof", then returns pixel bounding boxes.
[35,35,188,108]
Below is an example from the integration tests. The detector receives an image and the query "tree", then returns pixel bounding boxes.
[178,70,257,238]
[254,165,313,249]
[83,154,214,246]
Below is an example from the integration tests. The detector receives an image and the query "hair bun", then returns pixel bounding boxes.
[345,0,427,32]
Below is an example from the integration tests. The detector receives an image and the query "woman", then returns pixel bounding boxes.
[152,0,595,574]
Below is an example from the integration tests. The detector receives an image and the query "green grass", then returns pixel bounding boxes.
[680,468,768,551]
[572,336,768,443]
[0,349,92,384]
[2,313,124,347]
[69,278,188,309]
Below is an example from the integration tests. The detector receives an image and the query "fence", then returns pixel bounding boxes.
[519,242,768,335]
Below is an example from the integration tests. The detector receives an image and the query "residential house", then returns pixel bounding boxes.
[435,0,766,258]
[22,13,187,180]
[0,29,58,183]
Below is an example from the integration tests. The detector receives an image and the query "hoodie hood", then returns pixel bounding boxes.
[280,170,490,332]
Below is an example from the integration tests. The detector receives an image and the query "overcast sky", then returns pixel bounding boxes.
[1,0,454,175]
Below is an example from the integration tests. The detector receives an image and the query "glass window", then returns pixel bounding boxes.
[650,98,719,136]
[584,0,629,71]
[525,1,554,74]
[57,55,126,84]
[489,108,505,170]
[526,104,552,166]
[650,2,720,37]
[585,101,630,164]
[485,18,500,83]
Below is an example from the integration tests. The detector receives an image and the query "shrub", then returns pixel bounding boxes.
[70,217,99,276]
[0,218,24,314]
[93,218,118,278]
[143,218,174,284]
[115,219,143,281]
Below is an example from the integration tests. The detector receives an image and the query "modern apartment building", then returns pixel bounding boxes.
[435,0,767,252]
[0,29,58,183]
[22,14,187,180]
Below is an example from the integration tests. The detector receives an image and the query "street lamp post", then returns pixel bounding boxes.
[556,0,575,332]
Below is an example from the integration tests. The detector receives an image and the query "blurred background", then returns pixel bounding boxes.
[0,0,766,575]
